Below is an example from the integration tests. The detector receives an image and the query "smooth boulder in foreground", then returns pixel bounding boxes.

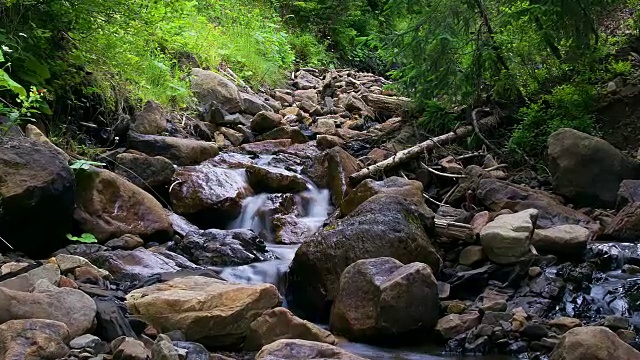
[550,326,640,360]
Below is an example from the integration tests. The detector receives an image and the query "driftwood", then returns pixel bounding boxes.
[435,219,475,242]
[349,115,502,184]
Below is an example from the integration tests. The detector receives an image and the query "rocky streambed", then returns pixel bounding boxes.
[1,67,640,360]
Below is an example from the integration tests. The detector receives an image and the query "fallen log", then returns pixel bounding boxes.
[348,114,501,184]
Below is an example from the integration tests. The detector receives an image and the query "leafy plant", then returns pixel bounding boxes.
[66,233,98,244]
[70,159,106,171]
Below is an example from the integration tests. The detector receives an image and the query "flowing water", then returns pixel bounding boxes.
[219,157,512,359]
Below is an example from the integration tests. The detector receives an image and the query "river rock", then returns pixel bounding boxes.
[603,202,640,241]
[330,258,440,341]
[170,161,252,228]
[246,165,308,194]
[95,297,137,342]
[477,178,596,230]
[241,92,273,115]
[125,276,281,348]
[531,225,590,256]
[55,254,110,279]
[294,70,321,90]
[112,337,151,360]
[550,326,640,360]
[317,135,344,150]
[74,168,173,242]
[548,128,640,208]
[128,132,218,166]
[152,335,180,360]
[294,89,318,104]
[273,214,310,244]
[131,100,166,135]
[0,263,60,292]
[255,339,366,360]
[241,139,293,155]
[25,124,70,162]
[257,126,308,144]
[310,118,337,135]
[617,180,640,210]
[310,147,362,206]
[245,307,336,351]
[287,194,440,320]
[0,279,96,338]
[548,317,582,333]
[459,246,486,267]
[435,312,482,339]
[0,136,75,257]
[89,247,200,283]
[114,153,175,188]
[105,234,145,250]
[480,209,536,264]
[340,176,424,217]
[174,229,271,267]
[0,319,70,360]
[252,111,284,134]
[70,334,101,349]
[191,68,242,113]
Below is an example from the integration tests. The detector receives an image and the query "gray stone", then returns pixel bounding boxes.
[480,209,537,264]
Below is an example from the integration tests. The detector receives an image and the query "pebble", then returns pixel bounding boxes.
[528,266,543,278]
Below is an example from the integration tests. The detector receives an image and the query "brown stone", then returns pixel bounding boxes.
[255,339,366,360]
[435,312,482,339]
[550,326,640,360]
[0,319,70,360]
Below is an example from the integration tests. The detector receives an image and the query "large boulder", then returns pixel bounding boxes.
[531,225,590,256]
[170,161,252,228]
[174,229,272,267]
[548,128,640,208]
[310,147,362,207]
[339,176,424,217]
[74,168,173,243]
[125,276,281,348]
[0,319,70,360]
[480,209,536,265]
[191,68,242,113]
[89,247,202,283]
[286,194,440,321]
[245,307,336,351]
[330,258,440,341]
[255,339,366,360]
[477,178,597,230]
[128,132,218,166]
[246,165,308,194]
[130,100,167,135]
[550,326,640,360]
[0,137,75,257]
[0,280,96,338]
[114,153,175,189]
[603,202,640,241]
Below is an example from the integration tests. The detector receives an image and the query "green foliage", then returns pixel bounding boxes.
[609,60,633,76]
[288,31,333,67]
[70,159,107,171]
[509,84,597,160]
[416,100,458,134]
[66,233,98,244]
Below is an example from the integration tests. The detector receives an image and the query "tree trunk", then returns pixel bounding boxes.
[348,115,501,184]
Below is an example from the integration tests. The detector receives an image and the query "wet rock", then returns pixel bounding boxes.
[603,202,640,242]
[617,329,636,343]
[114,153,175,189]
[310,147,362,206]
[0,263,60,292]
[0,136,75,257]
[126,276,281,349]
[70,334,101,349]
[245,307,336,351]
[174,229,271,267]
[272,214,311,244]
[310,118,337,136]
[522,323,549,340]
[131,100,166,135]
[552,130,639,208]
[105,234,145,250]
[287,195,440,321]
[0,279,96,338]
[340,176,424,217]
[481,312,512,326]
[528,266,543,278]
[191,68,242,113]
[128,132,218,166]
[481,300,508,312]
[477,178,596,230]
[550,326,640,360]
[218,126,245,146]
[257,126,308,144]
[0,319,70,360]
[112,337,151,360]
[89,247,200,283]
[603,315,629,331]
[330,258,440,341]
[95,297,137,342]
[531,225,590,257]
[170,162,251,228]
[480,209,536,265]
[152,335,180,360]
[459,246,486,267]
[252,111,284,134]
[436,312,482,339]
[241,139,292,155]
[74,168,173,242]
[284,141,321,159]
[255,339,366,360]
[241,92,273,115]
[172,341,210,360]
[246,165,308,194]
[623,264,640,274]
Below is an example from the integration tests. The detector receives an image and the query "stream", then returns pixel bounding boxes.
[217,156,515,360]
